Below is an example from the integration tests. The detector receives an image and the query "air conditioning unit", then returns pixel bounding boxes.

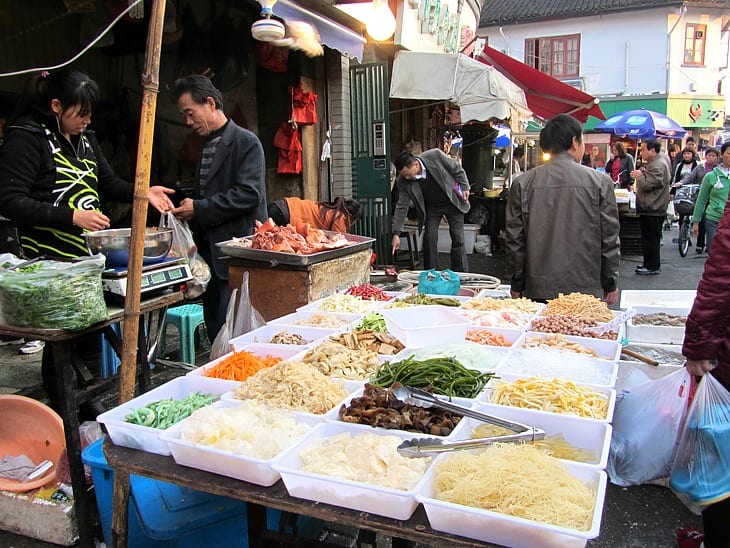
[562,78,585,91]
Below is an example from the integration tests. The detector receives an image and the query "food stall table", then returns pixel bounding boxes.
[0,290,183,548]
[103,441,494,548]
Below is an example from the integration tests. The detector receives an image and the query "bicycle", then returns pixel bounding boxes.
[673,184,700,257]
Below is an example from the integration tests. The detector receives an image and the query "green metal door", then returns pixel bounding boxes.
[350,62,391,263]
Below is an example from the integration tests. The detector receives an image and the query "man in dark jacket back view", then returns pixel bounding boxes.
[171,75,267,341]
[505,114,620,303]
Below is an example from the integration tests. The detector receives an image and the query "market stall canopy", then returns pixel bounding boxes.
[389,51,532,124]
[477,45,605,123]
[274,0,365,61]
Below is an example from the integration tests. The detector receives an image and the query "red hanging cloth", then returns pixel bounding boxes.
[289,85,318,125]
[273,121,302,174]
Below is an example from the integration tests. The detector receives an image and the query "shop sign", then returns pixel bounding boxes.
[667,97,725,128]
[412,0,460,52]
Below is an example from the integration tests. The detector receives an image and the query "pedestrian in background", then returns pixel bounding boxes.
[631,138,671,275]
[605,142,634,188]
[691,142,730,254]
[170,74,267,342]
[505,114,620,303]
[267,196,362,233]
[679,197,730,548]
[679,147,718,254]
[391,149,471,272]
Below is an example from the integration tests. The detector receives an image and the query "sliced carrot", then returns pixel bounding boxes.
[203,350,281,381]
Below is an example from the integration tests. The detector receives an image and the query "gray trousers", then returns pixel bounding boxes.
[422,204,468,272]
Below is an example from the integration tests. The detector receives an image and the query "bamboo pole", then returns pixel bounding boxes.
[118,0,166,405]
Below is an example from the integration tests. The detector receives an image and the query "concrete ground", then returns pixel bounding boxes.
[0,224,709,547]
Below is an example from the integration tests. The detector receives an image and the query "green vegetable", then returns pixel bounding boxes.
[0,256,107,330]
[355,312,387,333]
[394,294,461,307]
[370,355,495,399]
[124,391,216,429]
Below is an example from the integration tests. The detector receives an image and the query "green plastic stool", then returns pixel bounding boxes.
[158,304,206,364]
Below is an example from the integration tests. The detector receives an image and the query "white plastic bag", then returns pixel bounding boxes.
[161,212,211,299]
[209,272,265,360]
[607,367,691,486]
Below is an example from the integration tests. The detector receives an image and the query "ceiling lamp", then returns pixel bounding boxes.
[366,0,396,42]
[251,0,286,42]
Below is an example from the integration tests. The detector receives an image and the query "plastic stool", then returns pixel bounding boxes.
[158,304,206,364]
[395,229,420,269]
[101,323,122,379]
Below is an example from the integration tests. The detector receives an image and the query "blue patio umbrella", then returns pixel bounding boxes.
[594,109,687,139]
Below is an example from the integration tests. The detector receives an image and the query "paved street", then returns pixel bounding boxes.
[0,224,709,547]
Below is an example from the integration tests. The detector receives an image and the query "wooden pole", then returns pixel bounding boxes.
[118,0,166,404]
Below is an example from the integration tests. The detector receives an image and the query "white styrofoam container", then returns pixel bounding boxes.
[517,332,622,362]
[466,326,525,349]
[625,305,689,345]
[186,344,305,377]
[381,306,469,348]
[455,403,613,469]
[328,385,475,437]
[97,376,238,456]
[481,374,617,424]
[498,348,619,388]
[416,455,607,548]
[620,290,696,310]
[272,422,432,520]
[229,324,336,349]
[437,223,481,254]
[159,400,319,486]
[267,310,362,328]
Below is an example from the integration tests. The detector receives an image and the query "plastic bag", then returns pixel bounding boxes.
[418,269,461,296]
[0,254,108,330]
[209,272,265,360]
[607,367,691,486]
[161,212,211,299]
[669,372,730,506]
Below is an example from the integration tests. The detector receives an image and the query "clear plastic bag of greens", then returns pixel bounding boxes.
[0,254,108,330]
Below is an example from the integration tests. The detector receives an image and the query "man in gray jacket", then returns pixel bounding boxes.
[391,149,471,271]
[505,114,620,303]
[171,75,267,341]
[630,138,671,274]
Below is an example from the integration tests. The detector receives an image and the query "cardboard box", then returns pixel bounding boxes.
[0,486,77,546]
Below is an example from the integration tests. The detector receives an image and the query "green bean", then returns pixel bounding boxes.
[124,391,215,429]
[370,356,494,398]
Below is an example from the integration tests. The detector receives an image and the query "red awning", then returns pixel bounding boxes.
[477,46,605,123]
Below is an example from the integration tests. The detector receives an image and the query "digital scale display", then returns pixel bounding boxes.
[102,260,192,298]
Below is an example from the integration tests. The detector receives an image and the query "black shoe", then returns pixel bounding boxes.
[636,267,661,275]
[695,247,704,254]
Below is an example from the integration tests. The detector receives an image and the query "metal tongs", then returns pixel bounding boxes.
[392,385,545,458]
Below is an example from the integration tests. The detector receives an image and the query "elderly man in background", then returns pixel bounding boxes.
[631,138,671,275]
[505,114,620,304]
[171,74,267,341]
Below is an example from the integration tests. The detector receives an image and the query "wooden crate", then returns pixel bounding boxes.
[226,249,372,321]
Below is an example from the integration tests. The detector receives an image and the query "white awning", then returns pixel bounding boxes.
[274,0,366,61]
[389,51,531,124]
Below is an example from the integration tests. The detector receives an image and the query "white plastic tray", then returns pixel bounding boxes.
[272,422,433,520]
[498,348,619,388]
[267,310,362,328]
[480,374,617,424]
[186,344,305,378]
[417,455,607,548]
[98,376,238,456]
[229,324,336,349]
[465,326,526,349]
[381,306,469,348]
[296,292,403,314]
[625,305,689,345]
[620,290,696,310]
[518,332,622,362]
[456,403,613,469]
[394,342,508,373]
[160,400,319,486]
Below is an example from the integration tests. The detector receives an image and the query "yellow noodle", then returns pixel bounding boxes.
[432,444,595,531]
[542,293,614,323]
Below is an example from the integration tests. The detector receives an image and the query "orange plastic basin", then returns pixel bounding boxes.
[0,395,65,492]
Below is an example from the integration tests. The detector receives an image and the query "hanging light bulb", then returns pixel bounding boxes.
[366,0,396,42]
[251,0,286,42]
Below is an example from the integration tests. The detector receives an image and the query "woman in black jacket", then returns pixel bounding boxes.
[605,142,634,188]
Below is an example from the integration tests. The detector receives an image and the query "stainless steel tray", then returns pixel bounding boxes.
[217,232,375,266]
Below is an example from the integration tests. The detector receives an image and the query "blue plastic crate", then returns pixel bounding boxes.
[82,439,250,547]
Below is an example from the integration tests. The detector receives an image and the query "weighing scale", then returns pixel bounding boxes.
[102,257,193,300]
